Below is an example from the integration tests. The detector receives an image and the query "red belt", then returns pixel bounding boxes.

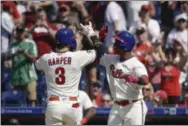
[48,96,79,108]
[48,96,77,101]
[115,99,141,106]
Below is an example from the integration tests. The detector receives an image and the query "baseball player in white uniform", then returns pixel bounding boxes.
[77,90,95,125]
[35,28,96,125]
[80,22,149,125]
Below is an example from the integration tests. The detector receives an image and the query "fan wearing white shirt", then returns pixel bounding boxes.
[127,1,156,28]
[129,4,160,44]
[167,13,188,49]
[77,90,95,125]
[104,2,127,48]
[1,3,15,54]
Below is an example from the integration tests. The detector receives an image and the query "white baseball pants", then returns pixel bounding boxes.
[45,100,82,125]
[108,100,148,125]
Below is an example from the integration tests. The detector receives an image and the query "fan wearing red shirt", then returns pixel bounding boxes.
[2,1,21,24]
[133,27,152,65]
[32,8,57,57]
[160,48,180,105]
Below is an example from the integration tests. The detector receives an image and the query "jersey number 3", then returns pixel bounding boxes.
[55,67,65,85]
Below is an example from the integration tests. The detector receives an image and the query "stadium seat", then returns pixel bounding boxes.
[1,90,27,106]
[79,68,87,90]
[97,65,106,90]
[1,65,11,91]
[36,73,47,105]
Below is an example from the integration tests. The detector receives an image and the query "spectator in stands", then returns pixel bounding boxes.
[56,3,80,29]
[1,2,15,54]
[174,1,188,16]
[101,93,113,107]
[127,1,155,28]
[146,34,166,91]
[133,27,152,65]
[160,48,181,106]
[2,1,23,25]
[55,2,84,50]
[178,80,188,107]
[32,8,57,57]
[72,1,90,24]
[129,4,160,43]
[86,64,98,83]
[167,13,188,48]
[161,1,177,31]
[172,38,188,72]
[143,83,154,109]
[16,1,27,15]
[5,24,38,106]
[180,1,188,13]
[104,1,127,51]
[153,90,168,107]
[87,81,103,107]
[87,1,107,30]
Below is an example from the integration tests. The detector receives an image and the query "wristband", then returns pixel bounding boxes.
[90,35,102,46]
[80,117,88,125]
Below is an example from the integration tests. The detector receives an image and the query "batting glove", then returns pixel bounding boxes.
[99,25,108,41]
[80,22,95,37]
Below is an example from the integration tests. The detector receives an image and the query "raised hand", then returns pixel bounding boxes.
[80,21,95,37]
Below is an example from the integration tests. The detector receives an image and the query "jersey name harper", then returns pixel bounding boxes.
[35,50,96,97]
[100,55,148,100]
[48,56,72,66]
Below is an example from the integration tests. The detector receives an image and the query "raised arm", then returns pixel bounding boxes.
[80,22,108,58]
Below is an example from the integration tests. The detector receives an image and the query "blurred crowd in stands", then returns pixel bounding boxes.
[1,1,188,108]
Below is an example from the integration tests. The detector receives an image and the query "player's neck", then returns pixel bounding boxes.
[57,47,70,53]
[119,52,133,62]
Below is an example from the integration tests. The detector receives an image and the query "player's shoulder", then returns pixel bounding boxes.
[78,90,88,97]
[149,19,159,25]
[131,57,146,68]
[39,52,54,60]
[72,49,96,56]
[77,49,95,53]
[108,1,119,8]
[169,28,177,35]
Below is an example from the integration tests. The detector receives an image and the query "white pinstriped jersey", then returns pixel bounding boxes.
[35,50,96,97]
[100,55,148,100]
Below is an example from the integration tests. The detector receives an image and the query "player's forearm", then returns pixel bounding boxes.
[137,75,149,85]
[90,35,107,58]
[84,107,96,120]
[81,107,96,125]
[125,75,149,85]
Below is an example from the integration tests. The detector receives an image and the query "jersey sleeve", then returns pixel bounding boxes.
[35,55,45,71]
[100,54,112,67]
[134,63,148,77]
[77,50,96,68]
[82,92,93,110]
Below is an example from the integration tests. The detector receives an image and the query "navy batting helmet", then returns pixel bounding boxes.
[56,28,76,50]
[113,31,135,52]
